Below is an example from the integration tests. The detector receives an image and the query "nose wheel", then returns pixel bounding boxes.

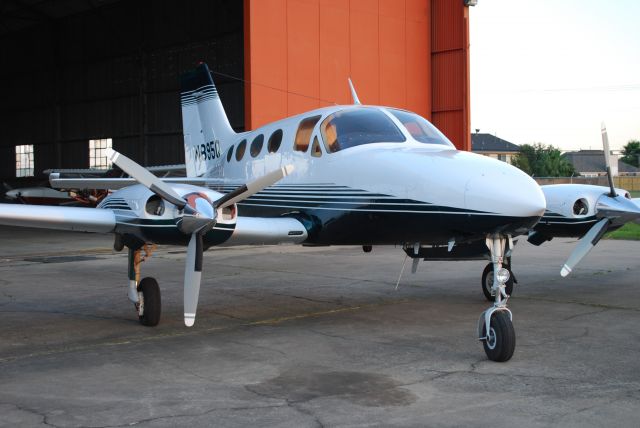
[480,310,515,362]
[478,235,516,362]
[481,262,514,302]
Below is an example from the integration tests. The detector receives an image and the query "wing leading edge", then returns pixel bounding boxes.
[0,204,115,233]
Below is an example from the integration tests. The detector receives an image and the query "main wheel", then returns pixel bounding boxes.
[138,277,161,326]
[481,263,514,302]
[482,311,516,362]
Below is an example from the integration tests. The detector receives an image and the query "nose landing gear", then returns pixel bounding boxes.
[478,235,516,362]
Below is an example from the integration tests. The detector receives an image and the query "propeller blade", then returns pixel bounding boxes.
[183,233,203,327]
[214,165,294,209]
[601,123,617,197]
[107,148,186,209]
[560,218,610,277]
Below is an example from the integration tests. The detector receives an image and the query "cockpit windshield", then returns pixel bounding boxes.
[320,107,406,153]
[388,108,454,147]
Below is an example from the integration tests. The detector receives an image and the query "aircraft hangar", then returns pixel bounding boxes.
[0,0,472,184]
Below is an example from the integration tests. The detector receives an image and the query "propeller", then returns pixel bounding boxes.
[560,218,609,277]
[106,148,293,326]
[601,123,617,197]
[560,124,640,276]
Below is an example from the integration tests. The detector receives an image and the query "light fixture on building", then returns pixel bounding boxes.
[464,0,478,6]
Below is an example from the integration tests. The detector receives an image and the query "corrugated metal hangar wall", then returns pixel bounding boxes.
[0,0,470,181]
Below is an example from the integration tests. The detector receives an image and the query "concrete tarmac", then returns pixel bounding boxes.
[0,225,639,427]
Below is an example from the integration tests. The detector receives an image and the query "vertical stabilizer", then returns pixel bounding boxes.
[180,63,236,177]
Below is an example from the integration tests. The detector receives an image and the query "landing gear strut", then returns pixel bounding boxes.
[127,244,161,326]
[478,235,516,362]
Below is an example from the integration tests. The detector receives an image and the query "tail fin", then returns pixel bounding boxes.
[180,63,236,177]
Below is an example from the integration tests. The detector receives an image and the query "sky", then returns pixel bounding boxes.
[469,0,640,152]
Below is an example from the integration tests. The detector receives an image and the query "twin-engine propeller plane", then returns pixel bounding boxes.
[0,63,551,362]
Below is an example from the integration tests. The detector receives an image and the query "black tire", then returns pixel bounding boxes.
[482,311,516,362]
[481,263,514,302]
[138,277,161,327]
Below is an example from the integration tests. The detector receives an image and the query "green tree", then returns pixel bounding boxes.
[511,143,576,177]
[620,140,640,167]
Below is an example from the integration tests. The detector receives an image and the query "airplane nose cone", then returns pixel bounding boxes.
[464,157,546,219]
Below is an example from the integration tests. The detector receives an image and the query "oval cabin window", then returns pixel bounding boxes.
[250,135,264,157]
[235,139,247,161]
[268,129,283,153]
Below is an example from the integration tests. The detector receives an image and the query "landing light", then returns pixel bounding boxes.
[496,268,510,284]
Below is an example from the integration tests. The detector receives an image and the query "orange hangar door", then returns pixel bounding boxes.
[244,0,469,150]
[431,0,471,151]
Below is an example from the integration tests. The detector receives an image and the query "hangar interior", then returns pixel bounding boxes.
[0,0,470,183]
[0,0,244,183]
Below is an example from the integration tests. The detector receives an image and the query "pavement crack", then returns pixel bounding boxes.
[562,308,609,321]
[271,292,345,306]
[286,400,325,428]
[208,309,249,322]
[221,338,287,357]
[100,403,287,428]
[306,328,350,341]
[0,402,61,428]
[518,295,640,312]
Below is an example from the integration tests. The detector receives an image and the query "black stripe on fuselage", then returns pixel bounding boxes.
[205,183,537,245]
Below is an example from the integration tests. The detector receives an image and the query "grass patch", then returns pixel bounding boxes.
[606,223,640,240]
[604,191,640,240]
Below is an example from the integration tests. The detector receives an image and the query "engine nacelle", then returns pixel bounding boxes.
[542,184,630,219]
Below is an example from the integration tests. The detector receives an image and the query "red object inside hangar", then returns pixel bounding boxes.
[243,0,471,151]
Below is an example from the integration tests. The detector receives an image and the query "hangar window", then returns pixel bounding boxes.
[226,145,234,162]
[250,134,264,157]
[15,145,34,177]
[235,139,247,161]
[387,109,454,147]
[294,115,322,152]
[320,108,405,153]
[310,136,322,157]
[89,138,113,169]
[268,129,283,153]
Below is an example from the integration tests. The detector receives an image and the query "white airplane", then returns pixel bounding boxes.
[1,63,557,362]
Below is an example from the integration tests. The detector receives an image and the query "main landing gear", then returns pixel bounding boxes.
[127,244,161,326]
[478,235,516,362]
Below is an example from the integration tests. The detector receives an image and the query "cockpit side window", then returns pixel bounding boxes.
[388,108,454,147]
[294,115,322,152]
[310,136,322,157]
[320,107,406,153]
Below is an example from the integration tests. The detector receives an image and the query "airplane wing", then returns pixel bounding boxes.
[49,174,227,190]
[0,203,115,233]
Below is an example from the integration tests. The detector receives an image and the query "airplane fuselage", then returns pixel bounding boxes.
[186,105,546,246]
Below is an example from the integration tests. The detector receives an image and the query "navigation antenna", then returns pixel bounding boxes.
[348,78,361,105]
